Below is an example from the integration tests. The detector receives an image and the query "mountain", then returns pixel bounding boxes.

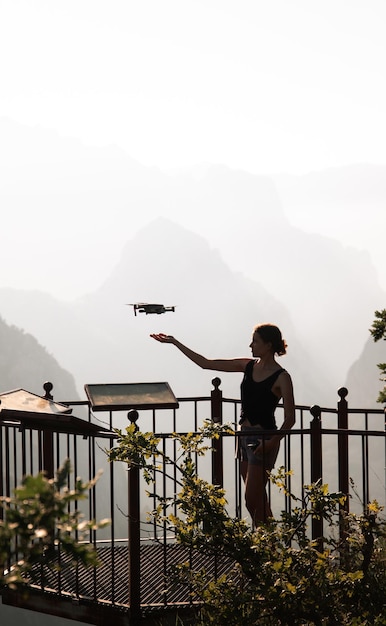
[345,336,385,409]
[0,214,382,411]
[0,119,385,408]
[171,164,384,385]
[0,315,79,399]
[0,218,335,411]
[273,164,386,292]
[274,163,386,209]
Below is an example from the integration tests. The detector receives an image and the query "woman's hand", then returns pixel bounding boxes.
[150,334,250,372]
[150,333,176,344]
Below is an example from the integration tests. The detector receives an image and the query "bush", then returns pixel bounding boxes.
[109,421,386,625]
[369,309,386,404]
[0,459,109,589]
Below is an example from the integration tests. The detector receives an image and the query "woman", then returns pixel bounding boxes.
[150,324,295,526]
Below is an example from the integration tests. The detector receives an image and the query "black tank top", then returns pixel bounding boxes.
[240,360,284,428]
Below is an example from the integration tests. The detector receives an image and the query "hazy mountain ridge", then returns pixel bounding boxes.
[0,119,384,408]
[0,288,121,400]
[0,216,375,409]
[274,164,386,206]
[345,336,385,409]
[70,217,386,409]
[0,315,79,399]
[0,217,333,406]
[273,165,386,293]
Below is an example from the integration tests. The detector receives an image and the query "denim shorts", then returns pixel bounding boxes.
[236,422,279,468]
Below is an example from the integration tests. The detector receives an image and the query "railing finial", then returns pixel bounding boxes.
[212,377,221,389]
[338,387,348,399]
[127,409,139,431]
[310,404,321,420]
[43,381,53,400]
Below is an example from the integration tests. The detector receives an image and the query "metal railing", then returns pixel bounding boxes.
[0,379,385,623]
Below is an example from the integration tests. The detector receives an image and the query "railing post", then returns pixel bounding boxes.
[337,387,349,514]
[0,399,3,521]
[337,387,351,564]
[42,381,55,478]
[310,405,323,547]
[127,410,141,623]
[42,431,55,479]
[211,377,223,487]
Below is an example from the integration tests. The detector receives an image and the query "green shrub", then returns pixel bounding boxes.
[370,308,386,404]
[110,422,386,625]
[0,459,109,588]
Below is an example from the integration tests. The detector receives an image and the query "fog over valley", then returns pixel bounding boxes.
[1,1,385,413]
[0,119,384,410]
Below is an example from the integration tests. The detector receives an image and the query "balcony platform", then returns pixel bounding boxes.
[6,543,235,622]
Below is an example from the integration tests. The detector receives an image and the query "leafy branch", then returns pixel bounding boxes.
[108,423,386,625]
[369,309,386,403]
[0,459,110,589]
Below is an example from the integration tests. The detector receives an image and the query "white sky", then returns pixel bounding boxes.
[0,0,385,300]
[1,0,386,175]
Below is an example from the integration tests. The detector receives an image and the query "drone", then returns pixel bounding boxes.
[127,303,176,316]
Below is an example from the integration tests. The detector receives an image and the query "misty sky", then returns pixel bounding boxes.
[0,1,385,299]
[1,0,385,175]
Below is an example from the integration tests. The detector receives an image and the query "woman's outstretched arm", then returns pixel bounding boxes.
[150,333,250,372]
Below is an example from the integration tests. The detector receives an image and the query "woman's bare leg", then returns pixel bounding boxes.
[244,462,271,525]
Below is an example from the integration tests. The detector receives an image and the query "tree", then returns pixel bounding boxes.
[109,422,386,625]
[0,460,109,589]
[369,309,386,404]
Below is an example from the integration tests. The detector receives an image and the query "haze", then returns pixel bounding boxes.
[0,1,385,410]
[1,1,385,294]
[2,1,386,172]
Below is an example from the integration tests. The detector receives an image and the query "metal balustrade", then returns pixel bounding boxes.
[0,380,384,624]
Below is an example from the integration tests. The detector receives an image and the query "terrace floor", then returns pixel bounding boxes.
[10,543,236,624]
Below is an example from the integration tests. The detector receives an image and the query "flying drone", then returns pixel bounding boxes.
[127,303,176,316]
